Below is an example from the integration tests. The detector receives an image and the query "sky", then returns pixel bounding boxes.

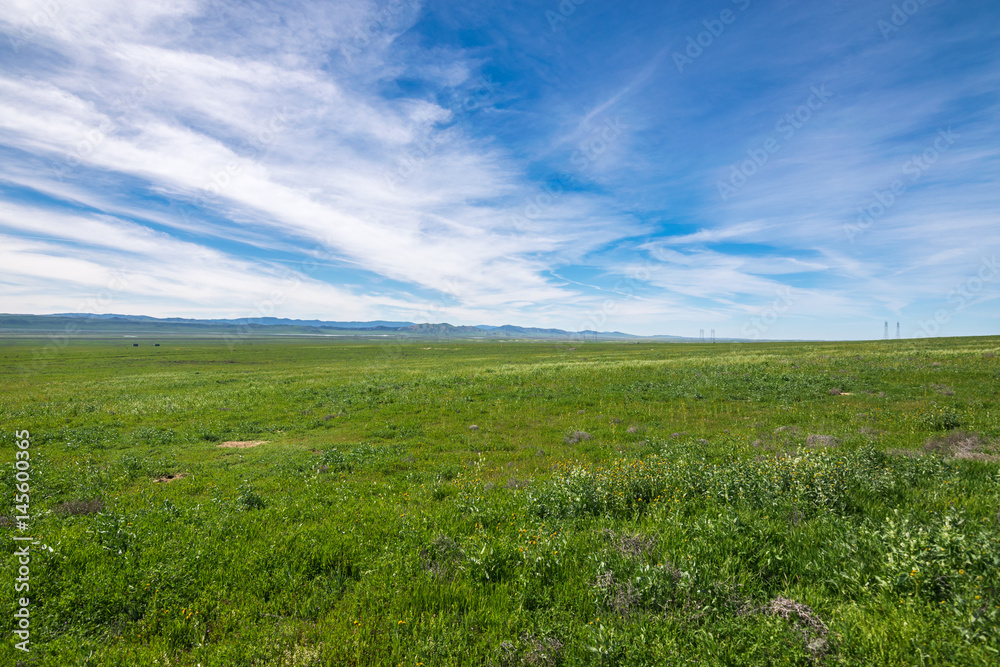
[0,0,998,340]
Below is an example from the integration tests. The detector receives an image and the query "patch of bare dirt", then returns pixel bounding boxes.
[217,440,268,449]
[154,473,188,483]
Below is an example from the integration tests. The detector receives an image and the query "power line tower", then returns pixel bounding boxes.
[896,322,900,339]
[699,329,704,342]
[883,321,888,339]
[711,329,715,343]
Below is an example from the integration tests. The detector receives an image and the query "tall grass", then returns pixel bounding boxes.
[1,336,998,665]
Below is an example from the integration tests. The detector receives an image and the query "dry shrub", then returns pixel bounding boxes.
[419,535,464,581]
[786,508,805,526]
[495,634,564,667]
[54,498,103,516]
[564,430,592,444]
[924,431,999,461]
[806,434,840,448]
[766,596,830,658]
[594,570,640,617]
[603,529,656,559]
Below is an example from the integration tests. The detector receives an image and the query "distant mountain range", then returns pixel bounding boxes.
[0,313,735,342]
[50,313,415,328]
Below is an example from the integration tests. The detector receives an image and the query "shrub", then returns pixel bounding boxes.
[53,498,103,516]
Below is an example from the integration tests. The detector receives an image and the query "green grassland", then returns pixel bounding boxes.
[2,336,999,666]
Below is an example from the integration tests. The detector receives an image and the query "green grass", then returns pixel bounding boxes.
[2,336,999,665]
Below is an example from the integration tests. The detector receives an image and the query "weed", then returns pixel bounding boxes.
[237,483,266,510]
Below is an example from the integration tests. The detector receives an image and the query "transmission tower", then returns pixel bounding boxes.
[699,329,704,342]
[896,322,900,339]
[711,329,715,343]
[883,321,888,339]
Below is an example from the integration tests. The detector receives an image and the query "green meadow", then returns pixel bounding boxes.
[2,336,999,666]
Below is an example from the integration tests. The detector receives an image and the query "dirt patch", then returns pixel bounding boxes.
[217,440,268,449]
[154,472,188,483]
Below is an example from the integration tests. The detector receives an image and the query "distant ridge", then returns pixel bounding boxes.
[52,313,415,329]
[0,313,727,341]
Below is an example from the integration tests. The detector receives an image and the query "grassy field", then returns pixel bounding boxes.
[2,335,999,666]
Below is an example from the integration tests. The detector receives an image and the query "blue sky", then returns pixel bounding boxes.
[0,0,998,339]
